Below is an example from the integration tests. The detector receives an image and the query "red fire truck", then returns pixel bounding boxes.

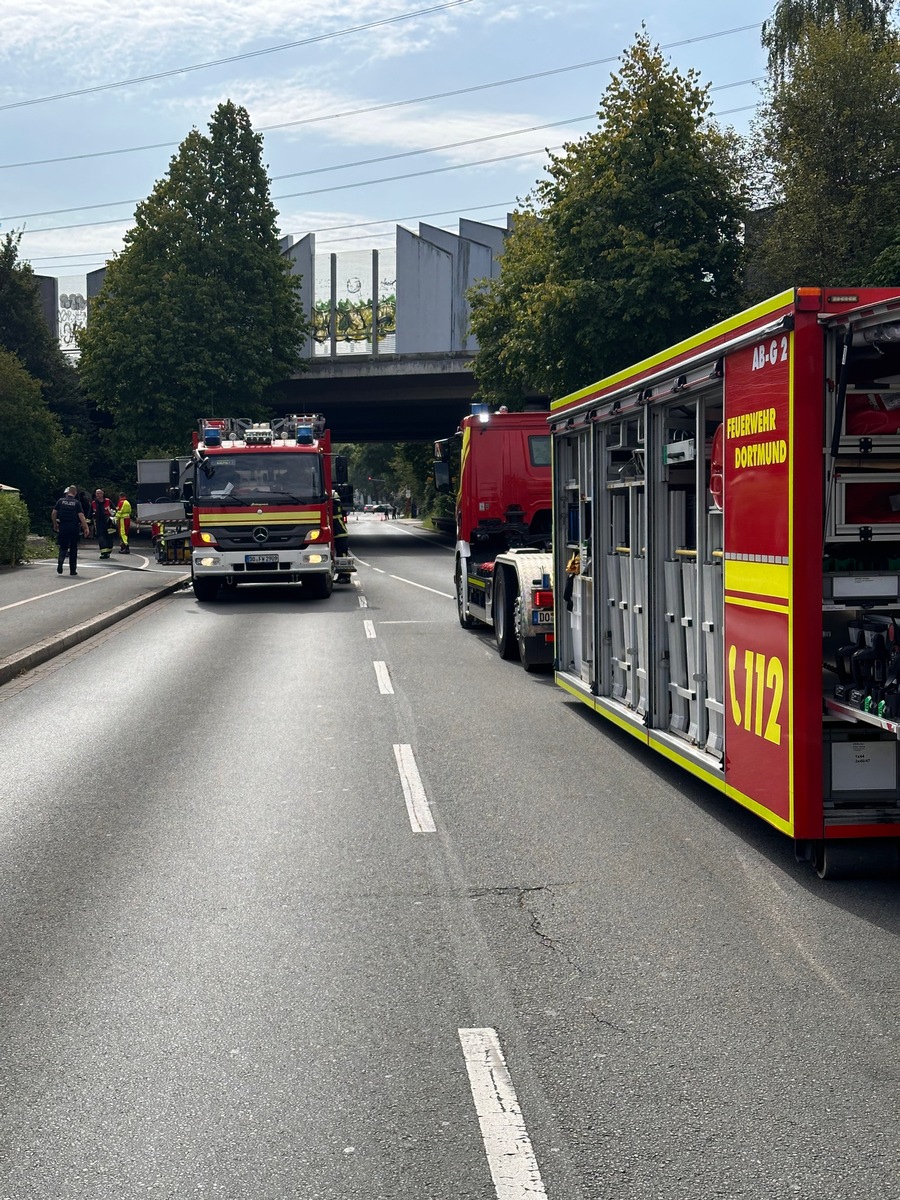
[180,414,351,602]
[550,286,900,877]
[435,406,554,671]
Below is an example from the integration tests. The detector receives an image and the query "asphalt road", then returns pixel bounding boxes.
[2,516,899,1199]
[0,549,188,661]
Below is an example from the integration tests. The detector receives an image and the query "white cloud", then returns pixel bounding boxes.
[0,0,482,81]
[167,75,582,168]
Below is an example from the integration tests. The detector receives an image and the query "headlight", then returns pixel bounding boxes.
[197,556,220,567]
[306,529,321,541]
[306,553,325,564]
[199,532,215,544]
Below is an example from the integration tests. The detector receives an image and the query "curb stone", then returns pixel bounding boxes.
[0,574,191,688]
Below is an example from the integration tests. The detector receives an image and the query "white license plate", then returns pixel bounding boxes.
[532,609,554,625]
[245,554,278,564]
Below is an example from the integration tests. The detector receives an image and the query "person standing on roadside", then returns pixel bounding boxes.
[51,484,90,576]
[115,492,132,554]
[92,488,115,559]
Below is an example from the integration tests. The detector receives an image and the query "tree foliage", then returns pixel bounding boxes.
[0,347,72,512]
[79,101,309,458]
[336,441,437,516]
[761,0,896,79]
[0,231,84,437]
[469,33,747,405]
[751,18,900,291]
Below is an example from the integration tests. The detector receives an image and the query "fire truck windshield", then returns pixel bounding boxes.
[198,453,324,503]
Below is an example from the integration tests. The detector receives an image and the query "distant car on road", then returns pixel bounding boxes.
[363,503,376,513]
[373,503,393,514]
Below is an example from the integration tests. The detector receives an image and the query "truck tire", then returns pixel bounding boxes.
[305,571,334,599]
[192,576,220,602]
[494,568,517,659]
[456,558,475,629]
[515,595,536,671]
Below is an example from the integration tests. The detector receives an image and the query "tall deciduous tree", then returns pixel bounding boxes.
[79,101,309,457]
[469,33,747,405]
[0,231,84,438]
[761,0,895,79]
[0,348,71,510]
[751,18,900,291]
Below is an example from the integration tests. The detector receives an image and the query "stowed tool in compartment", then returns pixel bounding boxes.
[832,614,900,716]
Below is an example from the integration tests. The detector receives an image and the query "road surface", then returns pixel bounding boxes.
[2,517,898,1199]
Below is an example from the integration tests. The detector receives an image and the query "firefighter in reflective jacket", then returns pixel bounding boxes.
[332,491,350,558]
[115,493,132,554]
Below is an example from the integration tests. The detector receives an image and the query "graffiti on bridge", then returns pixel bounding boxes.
[313,294,397,346]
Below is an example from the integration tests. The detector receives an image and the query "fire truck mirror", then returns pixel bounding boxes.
[335,482,354,510]
[333,455,348,485]
[433,460,452,494]
[182,480,194,504]
[168,458,181,491]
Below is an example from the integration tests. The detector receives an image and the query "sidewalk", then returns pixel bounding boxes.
[0,545,190,686]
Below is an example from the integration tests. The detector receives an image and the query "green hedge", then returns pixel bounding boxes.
[0,493,30,565]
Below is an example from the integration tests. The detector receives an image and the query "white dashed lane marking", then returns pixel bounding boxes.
[392,744,435,833]
[374,661,394,694]
[458,1028,548,1200]
[364,620,376,639]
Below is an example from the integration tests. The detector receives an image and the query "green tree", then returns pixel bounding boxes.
[0,231,85,439]
[469,33,747,405]
[79,101,309,458]
[761,0,895,79]
[0,347,70,513]
[752,18,900,291]
[868,233,900,285]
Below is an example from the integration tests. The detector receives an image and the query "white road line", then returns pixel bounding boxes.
[372,567,386,573]
[364,620,376,639]
[0,570,120,612]
[374,661,394,694]
[392,744,436,833]
[353,577,362,588]
[392,524,455,551]
[358,595,368,608]
[388,574,453,599]
[458,1028,548,1200]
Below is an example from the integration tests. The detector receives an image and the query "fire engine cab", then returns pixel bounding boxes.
[178,414,350,602]
[436,405,554,671]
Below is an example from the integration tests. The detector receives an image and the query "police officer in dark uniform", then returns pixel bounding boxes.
[51,484,90,575]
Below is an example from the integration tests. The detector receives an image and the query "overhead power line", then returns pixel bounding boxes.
[0,0,475,114]
[22,200,518,265]
[2,77,761,223]
[15,146,564,235]
[12,96,760,239]
[0,25,762,171]
[2,116,593,221]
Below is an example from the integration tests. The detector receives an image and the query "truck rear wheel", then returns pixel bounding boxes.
[494,568,517,659]
[192,576,220,602]
[515,596,536,671]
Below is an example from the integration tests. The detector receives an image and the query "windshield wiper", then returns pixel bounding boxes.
[201,494,252,506]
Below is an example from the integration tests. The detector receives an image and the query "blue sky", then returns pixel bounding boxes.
[1,0,776,282]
